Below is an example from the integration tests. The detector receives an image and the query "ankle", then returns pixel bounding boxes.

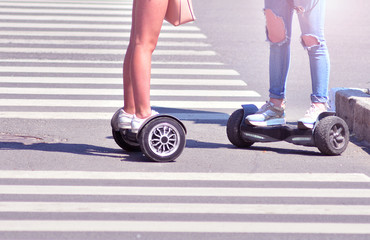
[135,110,154,119]
[269,98,285,109]
[123,107,135,115]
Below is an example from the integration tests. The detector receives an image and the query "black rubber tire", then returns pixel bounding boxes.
[314,116,349,156]
[138,117,186,162]
[112,129,141,152]
[226,109,254,148]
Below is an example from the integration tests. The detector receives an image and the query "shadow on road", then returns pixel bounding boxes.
[0,141,126,159]
[0,140,156,162]
[186,139,323,156]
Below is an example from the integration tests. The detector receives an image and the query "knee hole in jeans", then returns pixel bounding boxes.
[264,9,286,44]
[301,35,320,48]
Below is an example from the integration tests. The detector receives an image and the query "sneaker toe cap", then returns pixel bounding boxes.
[246,114,265,122]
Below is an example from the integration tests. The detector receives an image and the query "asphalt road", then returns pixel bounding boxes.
[0,0,369,239]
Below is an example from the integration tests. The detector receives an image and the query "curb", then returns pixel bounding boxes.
[333,88,370,145]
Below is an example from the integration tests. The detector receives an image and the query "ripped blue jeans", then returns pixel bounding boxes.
[264,0,330,103]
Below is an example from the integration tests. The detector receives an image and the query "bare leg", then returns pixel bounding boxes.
[125,0,168,119]
[122,1,136,115]
[123,44,135,115]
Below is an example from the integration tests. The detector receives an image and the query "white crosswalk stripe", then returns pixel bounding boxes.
[0,0,264,121]
[0,77,247,86]
[0,31,208,39]
[0,170,369,238]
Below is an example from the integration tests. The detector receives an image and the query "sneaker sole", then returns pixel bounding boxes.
[246,118,286,127]
[118,123,132,129]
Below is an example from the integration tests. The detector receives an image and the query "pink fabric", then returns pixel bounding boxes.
[165,0,195,26]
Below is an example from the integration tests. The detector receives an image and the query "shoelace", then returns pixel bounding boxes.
[257,101,272,113]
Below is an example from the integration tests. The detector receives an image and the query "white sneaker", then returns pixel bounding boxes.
[131,110,159,133]
[298,103,327,129]
[117,109,134,129]
[245,101,286,126]
[111,107,133,130]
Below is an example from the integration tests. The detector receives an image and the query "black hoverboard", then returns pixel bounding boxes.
[227,104,349,155]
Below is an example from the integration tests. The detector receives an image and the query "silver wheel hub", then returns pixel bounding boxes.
[148,123,180,157]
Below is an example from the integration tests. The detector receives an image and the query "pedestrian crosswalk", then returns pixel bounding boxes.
[0,170,369,239]
[0,0,264,121]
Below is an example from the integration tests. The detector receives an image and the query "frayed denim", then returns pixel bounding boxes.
[264,0,330,103]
